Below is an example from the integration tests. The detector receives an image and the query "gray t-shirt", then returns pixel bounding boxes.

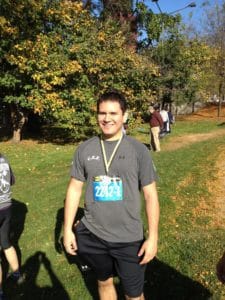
[70,135,157,242]
[0,155,13,209]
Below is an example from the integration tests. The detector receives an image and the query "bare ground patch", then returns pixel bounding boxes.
[207,147,225,228]
[191,146,225,229]
[161,104,225,228]
[177,103,225,121]
[162,129,225,152]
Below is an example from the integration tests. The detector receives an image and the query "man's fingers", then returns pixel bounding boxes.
[63,232,78,255]
[64,242,77,255]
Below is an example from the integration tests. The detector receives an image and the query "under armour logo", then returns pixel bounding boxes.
[118,155,125,159]
[87,156,100,161]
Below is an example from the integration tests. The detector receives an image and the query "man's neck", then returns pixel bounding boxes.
[102,131,123,141]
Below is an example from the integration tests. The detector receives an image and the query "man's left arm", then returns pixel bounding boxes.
[138,181,160,265]
[9,165,15,185]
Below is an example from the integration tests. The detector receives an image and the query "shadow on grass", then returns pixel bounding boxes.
[216,251,225,284]
[2,200,70,299]
[6,251,70,300]
[11,199,28,264]
[217,122,225,126]
[143,143,151,150]
[54,206,85,256]
[144,258,212,300]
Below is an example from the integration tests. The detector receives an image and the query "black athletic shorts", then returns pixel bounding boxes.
[0,206,12,249]
[75,221,146,298]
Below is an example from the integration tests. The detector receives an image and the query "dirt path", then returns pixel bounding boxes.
[212,147,225,227]
[162,129,225,152]
[162,103,225,152]
[161,104,225,228]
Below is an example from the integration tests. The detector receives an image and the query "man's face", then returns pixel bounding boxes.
[97,100,126,140]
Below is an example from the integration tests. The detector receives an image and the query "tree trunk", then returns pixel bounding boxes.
[102,0,138,51]
[12,128,23,143]
[10,104,28,143]
[218,83,223,117]
[218,99,222,117]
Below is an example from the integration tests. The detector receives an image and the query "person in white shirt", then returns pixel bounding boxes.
[160,106,169,136]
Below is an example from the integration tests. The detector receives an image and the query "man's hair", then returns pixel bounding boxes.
[97,89,127,114]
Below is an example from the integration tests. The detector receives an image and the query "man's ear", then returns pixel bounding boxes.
[123,111,128,123]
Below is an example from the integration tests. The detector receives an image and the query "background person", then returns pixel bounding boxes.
[159,106,169,137]
[0,154,23,297]
[165,105,175,134]
[149,105,164,152]
[64,90,160,300]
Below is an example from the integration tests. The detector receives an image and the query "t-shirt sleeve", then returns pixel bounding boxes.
[138,145,158,187]
[9,165,15,185]
[70,147,86,182]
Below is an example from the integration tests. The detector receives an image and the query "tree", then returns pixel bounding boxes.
[90,0,138,50]
[138,7,217,112]
[0,0,53,141]
[202,1,225,116]
[1,0,158,141]
[168,39,214,111]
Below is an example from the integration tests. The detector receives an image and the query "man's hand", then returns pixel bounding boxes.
[138,238,157,265]
[63,229,77,256]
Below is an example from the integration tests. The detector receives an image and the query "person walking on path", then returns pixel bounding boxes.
[63,90,160,300]
[165,105,175,134]
[149,105,164,152]
[0,154,23,299]
[159,106,169,136]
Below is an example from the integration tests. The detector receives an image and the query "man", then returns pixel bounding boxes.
[159,106,169,137]
[64,90,160,300]
[0,154,23,299]
[149,105,163,152]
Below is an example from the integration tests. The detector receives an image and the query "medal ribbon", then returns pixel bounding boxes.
[100,135,123,174]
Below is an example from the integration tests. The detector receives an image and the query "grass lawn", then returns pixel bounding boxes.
[1,118,225,299]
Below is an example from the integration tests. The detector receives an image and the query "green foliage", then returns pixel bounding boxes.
[149,36,214,105]
[137,2,181,47]
[0,0,158,141]
[136,3,216,107]
[202,2,225,103]
[100,0,133,17]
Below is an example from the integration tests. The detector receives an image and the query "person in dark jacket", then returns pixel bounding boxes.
[149,106,164,152]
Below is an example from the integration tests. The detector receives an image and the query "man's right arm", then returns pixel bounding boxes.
[63,177,84,255]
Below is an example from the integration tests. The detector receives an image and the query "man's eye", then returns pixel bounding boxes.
[98,112,118,116]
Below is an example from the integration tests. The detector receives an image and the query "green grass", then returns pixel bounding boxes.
[169,119,225,135]
[1,118,225,299]
[132,118,225,139]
